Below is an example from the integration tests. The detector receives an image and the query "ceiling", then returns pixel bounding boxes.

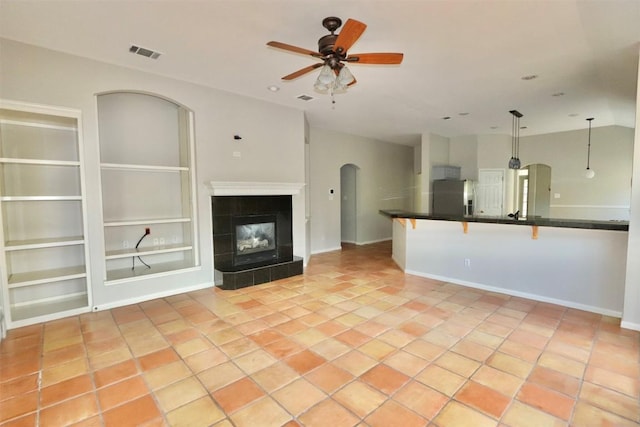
[1,0,638,145]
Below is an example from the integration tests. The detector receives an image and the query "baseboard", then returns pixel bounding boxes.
[620,320,640,331]
[404,269,623,318]
[311,246,342,255]
[356,238,392,245]
[93,281,214,312]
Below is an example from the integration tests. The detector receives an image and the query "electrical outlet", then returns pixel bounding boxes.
[122,240,129,249]
[464,258,471,267]
[153,238,159,246]
[159,237,165,245]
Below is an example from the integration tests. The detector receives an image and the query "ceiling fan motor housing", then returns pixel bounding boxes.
[318,34,339,56]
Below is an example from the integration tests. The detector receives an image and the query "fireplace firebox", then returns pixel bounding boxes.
[233,215,277,266]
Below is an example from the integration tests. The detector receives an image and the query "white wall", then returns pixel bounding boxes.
[622,50,640,331]
[309,128,414,254]
[0,39,306,309]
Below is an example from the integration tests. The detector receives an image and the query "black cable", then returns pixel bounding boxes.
[132,229,151,270]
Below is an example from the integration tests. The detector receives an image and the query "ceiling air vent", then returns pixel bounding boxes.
[297,94,315,102]
[129,45,162,59]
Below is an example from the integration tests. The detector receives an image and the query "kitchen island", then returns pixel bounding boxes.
[381,210,629,316]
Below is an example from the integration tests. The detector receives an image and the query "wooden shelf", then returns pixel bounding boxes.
[104,218,191,227]
[0,196,82,202]
[98,92,198,287]
[101,163,189,172]
[1,100,90,328]
[105,244,193,260]
[106,260,199,283]
[0,118,77,132]
[10,293,88,322]
[4,236,85,251]
[0,158,80,166]
[8,266,86,288]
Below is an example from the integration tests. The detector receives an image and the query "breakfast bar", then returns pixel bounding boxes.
[381,210,629,317]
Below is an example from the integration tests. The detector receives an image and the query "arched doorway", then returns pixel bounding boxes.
[340,164,359,244]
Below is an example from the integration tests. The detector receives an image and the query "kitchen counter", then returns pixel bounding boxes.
[384,210,628,317]
[380,209,629,231]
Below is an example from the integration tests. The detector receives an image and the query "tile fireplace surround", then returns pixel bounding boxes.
[209,182,304,290]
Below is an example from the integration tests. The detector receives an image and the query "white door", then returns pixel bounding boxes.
[477,169,504,216]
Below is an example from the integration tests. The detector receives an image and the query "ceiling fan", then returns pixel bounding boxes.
[267,17,404,91]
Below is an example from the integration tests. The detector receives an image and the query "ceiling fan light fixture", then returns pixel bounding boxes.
[313,79,330,92]
[337,66,355,86]
[317,65,335,85]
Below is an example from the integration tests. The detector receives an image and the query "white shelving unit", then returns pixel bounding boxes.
[0,100,92,328]
[98,92,198,284]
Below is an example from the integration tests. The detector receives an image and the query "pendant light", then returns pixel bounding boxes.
[585,117,595,179]
[508,110,523,169]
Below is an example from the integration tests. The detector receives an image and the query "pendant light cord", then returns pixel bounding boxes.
[511,114,516,158]
[515,115,520,159]
[586,118,593,169]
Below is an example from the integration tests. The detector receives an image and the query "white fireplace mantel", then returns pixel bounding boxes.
[207,181,305,196]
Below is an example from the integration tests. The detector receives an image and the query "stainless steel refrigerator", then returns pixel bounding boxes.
[432,180,475,216]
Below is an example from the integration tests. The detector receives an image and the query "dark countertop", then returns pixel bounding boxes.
[380,210,629,231]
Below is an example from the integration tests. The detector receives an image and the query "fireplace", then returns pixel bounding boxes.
[211,191,302,289]
[233,214,277,266]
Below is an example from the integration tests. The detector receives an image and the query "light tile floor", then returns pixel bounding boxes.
[1,242,639,426]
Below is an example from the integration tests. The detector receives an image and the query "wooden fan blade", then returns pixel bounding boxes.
[267,41,321,58]
[334,19,367,53]
[347,53,404,64]
[282,63,323,80]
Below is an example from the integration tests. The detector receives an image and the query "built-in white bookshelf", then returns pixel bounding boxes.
[97,92,198,284]
[0,100,92,328]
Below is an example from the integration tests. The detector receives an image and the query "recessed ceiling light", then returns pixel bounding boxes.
[442,116,451,120]
[458,112,469,116]
[551,92,565,97]
[490,126,499,130]
[568,113,579,117]
[520,126,528,129]
[267,85,280,92]
[521,74,538,81]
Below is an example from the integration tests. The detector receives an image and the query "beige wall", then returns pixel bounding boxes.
[0,38,306,308]
[309,128,414,254]
[425,126,634,221]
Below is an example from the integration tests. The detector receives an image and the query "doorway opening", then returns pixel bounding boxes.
[340,164,359,245]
